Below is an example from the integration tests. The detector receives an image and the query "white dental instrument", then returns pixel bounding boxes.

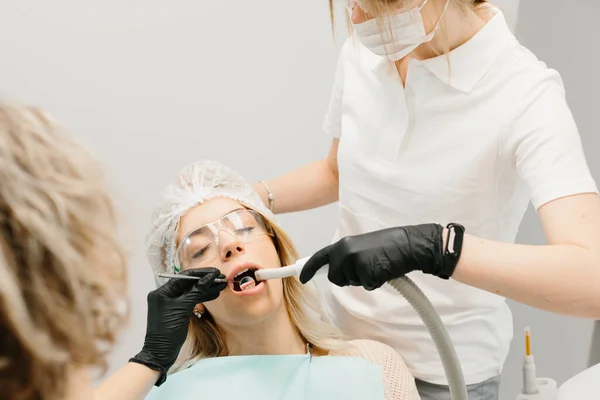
[254,256,328,281]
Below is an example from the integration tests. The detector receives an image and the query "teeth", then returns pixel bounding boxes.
[235,268,249,279]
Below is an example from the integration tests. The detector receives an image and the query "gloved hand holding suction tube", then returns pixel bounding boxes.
[299,223,464,290]
[129,267,227,386]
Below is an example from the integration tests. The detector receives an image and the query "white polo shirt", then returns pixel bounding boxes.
[314,8,598,385]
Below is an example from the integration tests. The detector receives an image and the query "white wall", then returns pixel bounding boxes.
[0,0,339,378]
[7,3,597,400]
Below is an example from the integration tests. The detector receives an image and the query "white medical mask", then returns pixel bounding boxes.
[351,0,450,61]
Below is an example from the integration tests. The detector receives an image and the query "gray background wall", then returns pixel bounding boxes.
[0,1,596,399]
[501,1,600,398]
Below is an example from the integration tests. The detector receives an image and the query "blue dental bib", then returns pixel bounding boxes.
[145,353,384,400]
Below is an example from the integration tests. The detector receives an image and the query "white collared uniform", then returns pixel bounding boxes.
[314,8,598,386]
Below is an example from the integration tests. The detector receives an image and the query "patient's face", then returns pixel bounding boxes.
[178,198,285,329]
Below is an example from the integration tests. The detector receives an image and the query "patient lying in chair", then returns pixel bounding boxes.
[144,160,420,400]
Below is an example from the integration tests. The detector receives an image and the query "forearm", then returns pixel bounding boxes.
[452,234,600,318]
[93,362,160,400]
[254,158,339,214]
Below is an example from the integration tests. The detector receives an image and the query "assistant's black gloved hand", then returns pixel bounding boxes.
[129,268,227,386]
[300,224,461,291]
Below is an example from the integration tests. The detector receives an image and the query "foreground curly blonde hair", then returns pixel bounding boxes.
[0,104,128,400]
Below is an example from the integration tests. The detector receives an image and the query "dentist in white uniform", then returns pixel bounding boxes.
[254,0,600,399]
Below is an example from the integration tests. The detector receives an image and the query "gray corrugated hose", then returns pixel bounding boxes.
[388,276,469,400]
[589,321,600,367]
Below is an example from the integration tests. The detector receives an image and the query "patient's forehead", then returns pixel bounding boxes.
[179,198,242,238]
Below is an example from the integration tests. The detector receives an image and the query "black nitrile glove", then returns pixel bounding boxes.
[300,224,457,291]
[129,268,226,386]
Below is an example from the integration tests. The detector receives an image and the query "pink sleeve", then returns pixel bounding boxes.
[332,339,421,400]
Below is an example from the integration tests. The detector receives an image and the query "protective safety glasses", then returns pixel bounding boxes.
[174,209,274,272]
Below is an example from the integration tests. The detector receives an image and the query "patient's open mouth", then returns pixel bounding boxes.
[232,268,262,292]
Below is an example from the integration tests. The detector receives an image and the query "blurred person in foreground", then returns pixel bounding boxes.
[0,103,204,400]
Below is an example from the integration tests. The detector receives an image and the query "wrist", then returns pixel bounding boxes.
[259,181,275,212]
[129,350,169,387]
[253,181,274,212]
[126,361,162,380]
[442,227,449,250]
[440,223,465,279]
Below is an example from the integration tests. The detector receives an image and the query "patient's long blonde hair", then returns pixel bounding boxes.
[170,206,347,373]
[0,104,128,400]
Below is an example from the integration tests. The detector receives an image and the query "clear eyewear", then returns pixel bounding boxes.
[174,209,274,272]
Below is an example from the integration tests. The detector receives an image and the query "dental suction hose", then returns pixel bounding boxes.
[256,260,468,400]
[387,276,468,400]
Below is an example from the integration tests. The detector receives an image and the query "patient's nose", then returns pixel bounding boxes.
[219,230,245,261]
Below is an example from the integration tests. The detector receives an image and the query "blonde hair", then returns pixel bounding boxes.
[331,0,486,29]
[0,104,128,400]
[170,206,347,373]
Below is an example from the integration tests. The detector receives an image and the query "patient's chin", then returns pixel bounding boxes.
[218,295,285,328]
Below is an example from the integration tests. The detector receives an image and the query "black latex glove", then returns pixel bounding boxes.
[129,268,227,386]
[300,224,455,291]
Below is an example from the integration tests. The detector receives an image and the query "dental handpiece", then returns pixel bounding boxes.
[254,256,329,281]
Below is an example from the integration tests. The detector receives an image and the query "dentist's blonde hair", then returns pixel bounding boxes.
[0,104,128,399]
[332,0,487,31]
[170,207,347,373]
